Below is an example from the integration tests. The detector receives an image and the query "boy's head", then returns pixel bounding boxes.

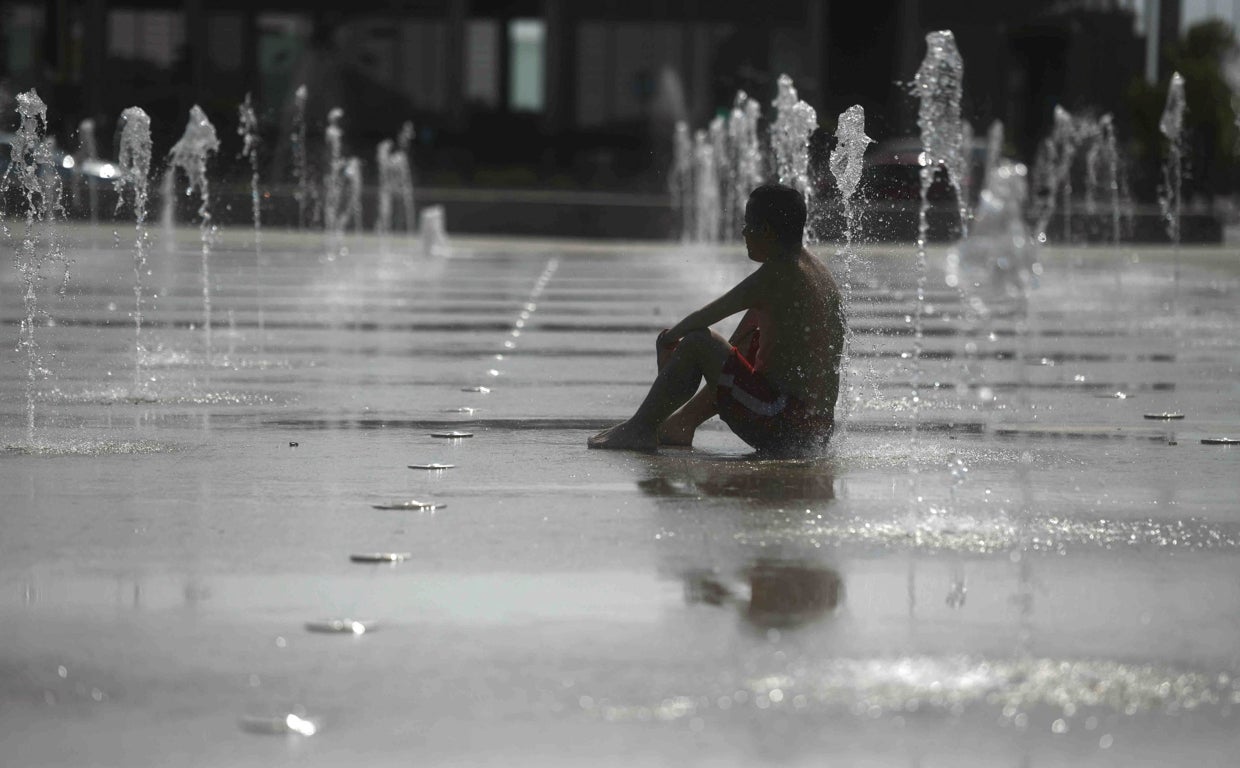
[743,184,806,257]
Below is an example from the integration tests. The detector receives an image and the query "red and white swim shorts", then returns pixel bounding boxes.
[714,346,833,452]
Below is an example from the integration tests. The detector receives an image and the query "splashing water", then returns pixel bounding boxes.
[376,139,396,237]
[1029,136,1056,240]
[1089,113,1136,393]
[292,85,309,230]
[946,159,1036,419]
[1026,108,1123,247]
[727,92,763,236]
[671,122,693,242]
[770,74,818,234]
[829,105,873,253]
[76,118,99,222]
[692,129,720,243]
[344,157,363,232]
[1085,114,1126,248]
[1084,123,1104,218]
[168,105,221,362]
[912,31,968,240]
[983,120,1004,188]
[3,90,68,443]
[397,121,416,231]
[238,93,265,349]
[114,107,153,393]
[1032,106,1083,243]
[420,206,449,258]
[710,116,733,238]
[947,161,1035,310]
[376,133,416,239]
[910,30,966,438]
[827,104,872,431]
[1159,72,1186,301]
[323,108,346,250]
[959,120,975,221]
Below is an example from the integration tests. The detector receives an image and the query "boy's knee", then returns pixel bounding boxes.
[673,330,729,369]
[680,328,714,346]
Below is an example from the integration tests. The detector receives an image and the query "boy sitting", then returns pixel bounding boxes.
[589,183,844,454]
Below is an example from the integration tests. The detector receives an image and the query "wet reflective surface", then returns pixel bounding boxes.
[1,224,1239,765]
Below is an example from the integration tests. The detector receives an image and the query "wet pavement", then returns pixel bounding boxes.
[1,225,1239,766]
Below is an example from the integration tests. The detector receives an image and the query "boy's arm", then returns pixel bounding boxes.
[660,269,765,343]
[729,309,760,347]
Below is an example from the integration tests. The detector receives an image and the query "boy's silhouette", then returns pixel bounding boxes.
[589,183,844,454]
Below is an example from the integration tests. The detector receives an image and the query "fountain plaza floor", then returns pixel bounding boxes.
[1,223,1239,766]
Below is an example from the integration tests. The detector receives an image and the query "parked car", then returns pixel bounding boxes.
[0,131,69,182]
[63,154,120,184]
[1,131,119,215]
[862,136,988,205]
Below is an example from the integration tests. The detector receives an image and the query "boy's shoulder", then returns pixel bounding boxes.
[760,248,833,281]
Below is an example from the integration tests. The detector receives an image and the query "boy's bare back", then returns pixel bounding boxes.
[742,247,844,413]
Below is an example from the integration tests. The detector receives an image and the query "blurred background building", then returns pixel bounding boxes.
[8,0,1239,238]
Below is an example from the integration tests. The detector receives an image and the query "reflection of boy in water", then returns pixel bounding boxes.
[683,561,843,630]
[589,184,844,454]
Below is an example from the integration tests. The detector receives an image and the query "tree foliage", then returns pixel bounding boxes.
[1126,19,1240,199]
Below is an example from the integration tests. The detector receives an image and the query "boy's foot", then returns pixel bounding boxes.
[657,421,694,447]
[588,420,658,451]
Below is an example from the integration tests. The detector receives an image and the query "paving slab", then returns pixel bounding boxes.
[1,226,1239,766]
